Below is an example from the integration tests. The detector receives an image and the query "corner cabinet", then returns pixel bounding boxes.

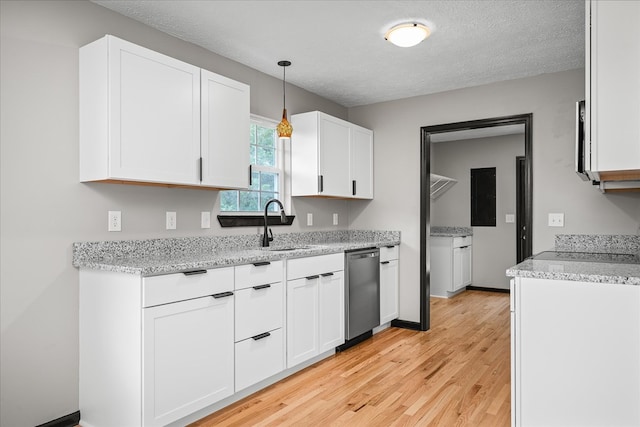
[585,1,640,182]
[430,235,472,298]
[291,111,373,199]
[79,35,250,189]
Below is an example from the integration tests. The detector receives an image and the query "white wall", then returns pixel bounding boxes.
[348,68,640,323]
[0,1,350,425]
[431,134,525,289]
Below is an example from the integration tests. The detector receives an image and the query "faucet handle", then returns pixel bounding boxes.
[268,228,274,242]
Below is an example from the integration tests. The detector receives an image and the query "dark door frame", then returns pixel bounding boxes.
[418,114,533,331]
[516,156,527,263]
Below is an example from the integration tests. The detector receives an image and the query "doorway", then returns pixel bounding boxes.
[419,114,533,331]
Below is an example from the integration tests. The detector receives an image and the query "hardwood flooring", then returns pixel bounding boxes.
[191,290,511,426]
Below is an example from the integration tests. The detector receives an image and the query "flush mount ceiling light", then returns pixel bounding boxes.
[276,60,293,141]
[385,23,431,47]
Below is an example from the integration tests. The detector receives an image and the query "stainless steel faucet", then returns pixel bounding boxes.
[262,198,287,247]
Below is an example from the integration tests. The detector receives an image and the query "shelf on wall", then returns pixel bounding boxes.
[430,173,457,199]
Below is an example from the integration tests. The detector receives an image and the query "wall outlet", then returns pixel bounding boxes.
[166,211,177,230]
[108,211,121,232]
[307,213,313,226]
[201,211,211,229]
[333,213,339,226]
[548,213,565,227]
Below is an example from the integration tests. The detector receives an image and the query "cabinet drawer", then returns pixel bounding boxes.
[235,282,284,342]
[142,267,234,308]
[380,245,399,262]
[235,328,284,391]
[235,260,283,290]
[286,253,343,280]
[453,236,472,248]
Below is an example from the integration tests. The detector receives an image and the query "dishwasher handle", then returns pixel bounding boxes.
[349,252,379,260]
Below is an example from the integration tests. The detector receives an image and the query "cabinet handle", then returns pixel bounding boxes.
[252,332,271,341]
[381,261,390,265]
[320,272,334,277]
[352,180,356,196]
[199,157,203,182]
[318,175,324,193]
[459,246,470,249]
[306,275,320,280]
[253,284,271,290]
[183,269,207,276]
[386,245,395,249]
[211,291,233,299]
[249,165,252,186]
[253,261,271,267]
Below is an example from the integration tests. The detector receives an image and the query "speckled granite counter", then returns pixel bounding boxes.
[73,230,400,276]
[507,234,640,285]
[431,226,473,237]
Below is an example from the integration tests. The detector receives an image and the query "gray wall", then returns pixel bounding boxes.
[0,1,350,425]
[348,67,640,323]
[431,134,525,289]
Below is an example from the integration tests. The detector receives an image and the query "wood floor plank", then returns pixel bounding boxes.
[191,290,511,426]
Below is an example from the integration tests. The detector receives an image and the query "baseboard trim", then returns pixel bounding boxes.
[390,319,421,331]
[36,411,80,427]
[466,286,510,294]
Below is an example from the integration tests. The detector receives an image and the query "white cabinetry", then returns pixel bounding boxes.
[291,111,373,199]
[79,35,249,189]
[233,261,285,391]
[286,253,345,368]
[585,1,640,181]
[379,245,399,324]
[79,267,235,427]
[510,277,640,426]
[430,235,472,298]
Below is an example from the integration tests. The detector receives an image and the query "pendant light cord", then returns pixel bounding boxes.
[282,66,286,108]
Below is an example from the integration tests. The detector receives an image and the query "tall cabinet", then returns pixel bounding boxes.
[585,0,640,185]
[291,111,373,199]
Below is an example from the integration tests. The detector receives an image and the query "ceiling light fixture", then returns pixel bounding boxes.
[385,23,431,47]
[276,60,293,141]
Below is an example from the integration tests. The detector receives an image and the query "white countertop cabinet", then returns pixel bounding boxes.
[586,1,640,179]
[510,276,640,426]
[291,111,373,199]
[79,35,249,189]
[430,235,472,298]
[379,245,399,324]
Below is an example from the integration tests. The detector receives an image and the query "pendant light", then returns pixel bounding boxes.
[276,60,293,141]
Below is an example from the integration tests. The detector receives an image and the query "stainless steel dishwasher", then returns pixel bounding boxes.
[342,247,380,348]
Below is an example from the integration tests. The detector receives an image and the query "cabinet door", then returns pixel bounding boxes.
[588,1,640,173]
[452,247,463,291]
[461,246,472,286]
[351,126,374,199]
[286,277,319,368]
[201,70,250,188]
[108,37,201,185]
[318,271,345,352]
[318,114,351,197]
[380,259,399,324]
[142,294,234,427]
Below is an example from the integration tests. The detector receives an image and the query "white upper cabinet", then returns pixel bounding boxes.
[201,70,250,189]
[291,111,374,199]
[586,1,640,178]
[79,35,250,189]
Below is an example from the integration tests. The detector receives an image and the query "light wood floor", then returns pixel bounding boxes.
[191,290,511,426]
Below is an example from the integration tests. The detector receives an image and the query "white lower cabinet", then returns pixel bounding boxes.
[379,245,399,324]
[286,253,345,369]
[430,235,472,297]
[142,293,234,427]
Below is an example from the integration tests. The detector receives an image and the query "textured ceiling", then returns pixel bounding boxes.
[92,0,585,108]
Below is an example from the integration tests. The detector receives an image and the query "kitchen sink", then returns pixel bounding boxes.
[261,245,323,252]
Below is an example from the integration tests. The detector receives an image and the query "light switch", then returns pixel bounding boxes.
[307,213,313,226]
[333,213,339,225]
[548,213,564,227]
[201,211,211,229]
[505,214,515,223]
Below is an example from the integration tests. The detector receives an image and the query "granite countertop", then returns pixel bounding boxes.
[431,226,473,237]
[73,230,400,276]
[506,234,640,286]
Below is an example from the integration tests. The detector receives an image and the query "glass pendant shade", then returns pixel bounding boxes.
[277,108,293,140]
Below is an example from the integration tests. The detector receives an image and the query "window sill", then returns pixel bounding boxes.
[217,215,296,228]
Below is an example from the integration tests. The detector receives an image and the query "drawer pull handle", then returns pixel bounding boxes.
[253,284,271,290]
[253,261,271,267]
[306,275,320,280]
[381,261,390,265]
[252,332,271,341]
[211,291,233,299]
[183,269,207,276]
[321,272,334,277]
[459,245,470,249]
[386,245,395,249]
